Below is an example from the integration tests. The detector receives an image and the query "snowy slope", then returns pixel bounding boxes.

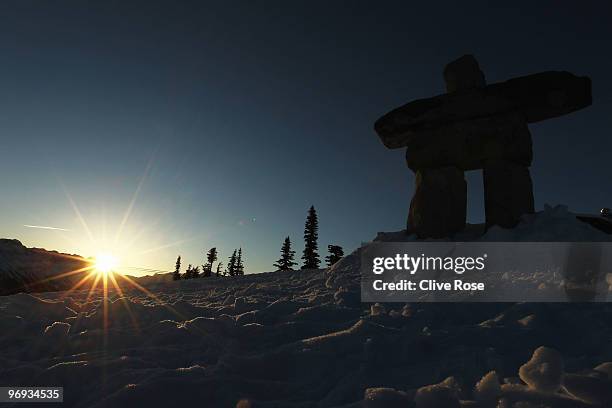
[0,239,90,296]
[0,206,611,407]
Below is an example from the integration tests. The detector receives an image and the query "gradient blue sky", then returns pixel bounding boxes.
[0,1,610,274]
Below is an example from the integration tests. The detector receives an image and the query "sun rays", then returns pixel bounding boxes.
[53,147,186,278]
[38,150,193,337]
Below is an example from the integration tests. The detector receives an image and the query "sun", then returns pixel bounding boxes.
[94,252,119,274]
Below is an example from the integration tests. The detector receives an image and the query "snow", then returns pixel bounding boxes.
[0,205,612,407]
[414,378,461,408]
[474,370,501,407]
[363,387,412,407]
[373,204,612,243]
[518,346,564,393]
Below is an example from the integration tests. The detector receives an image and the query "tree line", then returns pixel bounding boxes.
[172,206,343,280]
[173,247,244,280]
[273,206,344,271]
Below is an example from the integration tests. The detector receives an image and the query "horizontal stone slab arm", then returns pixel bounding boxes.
[404,113,533,171]
[375,71,591,149]
[491,71,592,123]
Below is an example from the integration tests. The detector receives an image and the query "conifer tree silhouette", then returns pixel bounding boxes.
[184,264,193,279]
[172,255,182,281]
[325,245,344,267]
[203,247,218,277]
[216,262,223,277]
[227,250,237,276]
[274,236,297,270]
[235,248,244,276]
[301,206,320,269]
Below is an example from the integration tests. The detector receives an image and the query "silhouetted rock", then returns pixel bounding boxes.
[443,54,486,93]
[483,160,534,229]
[374,55,591,237]
[404,112,533,171]
[408,166,466,238]
[374,71,591,149]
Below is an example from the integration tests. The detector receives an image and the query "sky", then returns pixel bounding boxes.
[0,1,611,275]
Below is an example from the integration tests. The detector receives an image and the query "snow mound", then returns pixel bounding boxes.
[372,204,612,243]
[474,370,501,407]
[519,346,564,393]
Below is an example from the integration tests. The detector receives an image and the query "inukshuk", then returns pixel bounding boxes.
[374,55,591,238]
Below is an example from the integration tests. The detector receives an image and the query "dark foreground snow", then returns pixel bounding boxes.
[1,206,612,407]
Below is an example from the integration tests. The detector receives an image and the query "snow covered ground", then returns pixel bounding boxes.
[1,205,612,407]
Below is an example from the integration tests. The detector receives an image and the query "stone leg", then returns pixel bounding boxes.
[483,159,534,229]
[408,166,466,238]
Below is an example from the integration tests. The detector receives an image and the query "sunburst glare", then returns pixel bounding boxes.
[94,252,119,274]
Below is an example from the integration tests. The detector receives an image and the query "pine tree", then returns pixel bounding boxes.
[184,264,193,280]
[273,236,297,271]
[227,250,237,276]
[192,265,201,278]
[203,247,218,277]
[216,262,223,277]
[301,206,320,269]
[172,255,182,281]
[325,245,344,267]
[235,248,244,276]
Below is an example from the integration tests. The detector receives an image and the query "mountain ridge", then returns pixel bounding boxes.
[0,239,91,296]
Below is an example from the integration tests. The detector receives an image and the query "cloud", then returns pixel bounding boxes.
[23,225,70,232]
